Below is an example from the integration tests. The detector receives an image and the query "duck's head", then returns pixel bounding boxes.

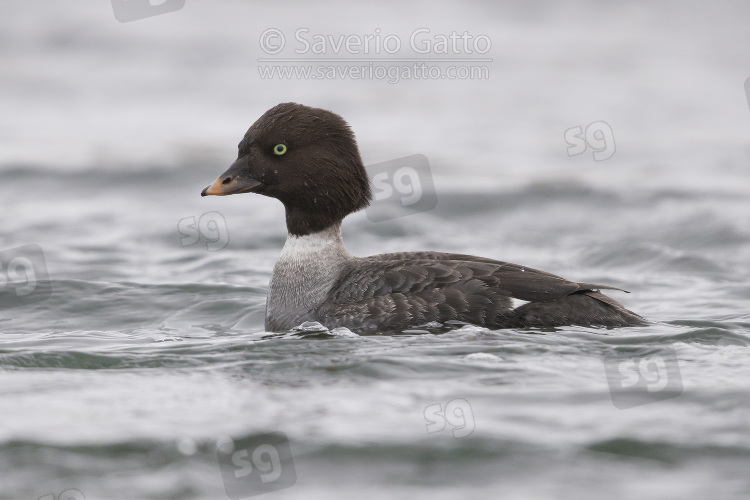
[202,102,372,236]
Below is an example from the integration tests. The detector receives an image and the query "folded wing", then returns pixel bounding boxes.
[316,252,634,330]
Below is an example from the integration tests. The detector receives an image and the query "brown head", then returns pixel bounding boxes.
[202,103,372,236]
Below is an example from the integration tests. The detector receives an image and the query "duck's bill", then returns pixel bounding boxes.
[201,162,263,196]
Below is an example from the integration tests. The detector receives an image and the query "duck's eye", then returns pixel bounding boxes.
[273,144,287,156]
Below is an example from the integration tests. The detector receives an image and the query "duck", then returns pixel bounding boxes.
[201,102,645,332]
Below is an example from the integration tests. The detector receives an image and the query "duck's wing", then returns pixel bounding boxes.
[315,251,625,330]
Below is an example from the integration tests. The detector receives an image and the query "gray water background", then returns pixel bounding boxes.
[2,1,750,499]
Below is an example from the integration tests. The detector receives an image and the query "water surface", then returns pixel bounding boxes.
[2,2,750,499]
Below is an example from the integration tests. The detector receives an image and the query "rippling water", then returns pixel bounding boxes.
[3,2,750,500]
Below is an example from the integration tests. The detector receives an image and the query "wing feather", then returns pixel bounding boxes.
[312,251,641,330]
[316,251,614,330]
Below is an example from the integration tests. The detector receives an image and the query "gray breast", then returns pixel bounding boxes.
[265,224,352,331]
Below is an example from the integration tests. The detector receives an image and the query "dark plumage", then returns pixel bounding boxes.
[318,252,642,331]
[202,102,646,332]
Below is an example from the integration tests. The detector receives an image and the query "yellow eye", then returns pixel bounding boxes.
[273,144,287,155]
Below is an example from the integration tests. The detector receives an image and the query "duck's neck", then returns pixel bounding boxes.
[284,204,347,237]
[277,222,351,265]
[265,223,352,331]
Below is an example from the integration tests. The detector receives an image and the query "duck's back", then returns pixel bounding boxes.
[315,251,645,331]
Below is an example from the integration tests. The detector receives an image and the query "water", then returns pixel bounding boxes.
[2,1,750,499]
